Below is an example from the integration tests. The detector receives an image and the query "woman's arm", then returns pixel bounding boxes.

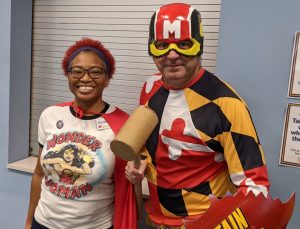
[42,157,63,166]
[25,147,44,229]
[63,163,92,175]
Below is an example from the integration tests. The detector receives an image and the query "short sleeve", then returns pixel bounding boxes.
[38,109,47,146]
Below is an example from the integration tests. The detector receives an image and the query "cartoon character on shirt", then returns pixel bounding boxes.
[42,144,94,185]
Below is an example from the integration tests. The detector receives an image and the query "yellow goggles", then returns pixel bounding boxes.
[149,38,201,57]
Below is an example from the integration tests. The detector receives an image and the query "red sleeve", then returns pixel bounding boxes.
[103,108,129,134]
[139,83,148,105]
[140,73,163,105]
[237,165,270,195]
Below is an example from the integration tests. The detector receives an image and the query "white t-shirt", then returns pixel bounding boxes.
[34,104,121,229]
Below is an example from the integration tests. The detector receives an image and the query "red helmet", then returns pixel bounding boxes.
[148,3,204,57]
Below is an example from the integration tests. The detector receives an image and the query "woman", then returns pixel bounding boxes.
[25,38,137,229]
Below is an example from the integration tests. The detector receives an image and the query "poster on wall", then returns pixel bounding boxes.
[288,32,300,98]
[279,103,300,168]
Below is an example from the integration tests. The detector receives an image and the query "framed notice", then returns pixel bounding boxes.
[279,103,300,168]
[288,32,300,98]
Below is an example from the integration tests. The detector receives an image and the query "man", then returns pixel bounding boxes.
[125,3,269,228]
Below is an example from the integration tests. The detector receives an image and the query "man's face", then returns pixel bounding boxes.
[153,49,201,89]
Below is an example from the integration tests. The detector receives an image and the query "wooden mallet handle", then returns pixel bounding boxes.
[133,155,143,220]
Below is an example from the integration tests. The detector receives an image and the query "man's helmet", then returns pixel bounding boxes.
[148,3,204,57]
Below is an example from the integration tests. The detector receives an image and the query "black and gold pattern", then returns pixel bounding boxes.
[141,70,269,219]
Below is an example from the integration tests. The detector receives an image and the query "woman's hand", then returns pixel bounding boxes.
[25,222,32,229]
[125,160,147,184]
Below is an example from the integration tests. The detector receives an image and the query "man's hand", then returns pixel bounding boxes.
[125,160,147,184]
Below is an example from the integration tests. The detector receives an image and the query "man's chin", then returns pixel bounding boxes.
[164,72,184,80]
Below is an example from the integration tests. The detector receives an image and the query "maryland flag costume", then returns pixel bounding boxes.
[140,69,270,227]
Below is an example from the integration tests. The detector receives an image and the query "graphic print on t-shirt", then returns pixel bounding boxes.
[41,131,107,199]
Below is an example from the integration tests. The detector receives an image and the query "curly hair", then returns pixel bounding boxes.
[62,37,116,78]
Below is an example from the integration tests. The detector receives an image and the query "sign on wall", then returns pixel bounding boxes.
[279,103,300,168]
[288,32,300,98]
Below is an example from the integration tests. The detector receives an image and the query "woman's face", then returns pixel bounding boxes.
[67,51,110,106]
[63,148,75,162]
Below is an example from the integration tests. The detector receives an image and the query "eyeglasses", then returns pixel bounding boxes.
[68,66,107,79]
[155,40,194,50]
